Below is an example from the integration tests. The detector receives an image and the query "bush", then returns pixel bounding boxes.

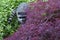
[0,0,31,40]
[4,0,60,40]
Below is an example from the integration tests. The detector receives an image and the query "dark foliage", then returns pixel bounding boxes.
[4,0,60,40]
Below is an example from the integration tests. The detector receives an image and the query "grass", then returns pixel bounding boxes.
[0,0,30,40]
[0,0,36,40]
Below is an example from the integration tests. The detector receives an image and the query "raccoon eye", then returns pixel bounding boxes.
[18,12,26,17]
[18,12,26,15]
[19,16,26,18]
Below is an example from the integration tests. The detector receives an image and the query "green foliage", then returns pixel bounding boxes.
[0,0,29,40]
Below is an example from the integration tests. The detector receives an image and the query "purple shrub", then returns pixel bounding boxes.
[4,0,60,40]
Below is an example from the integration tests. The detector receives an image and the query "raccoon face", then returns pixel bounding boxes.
[7,2,29,24]
[17,12,27,24]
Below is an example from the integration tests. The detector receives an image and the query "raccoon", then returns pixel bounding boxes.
[8,2,29,24]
